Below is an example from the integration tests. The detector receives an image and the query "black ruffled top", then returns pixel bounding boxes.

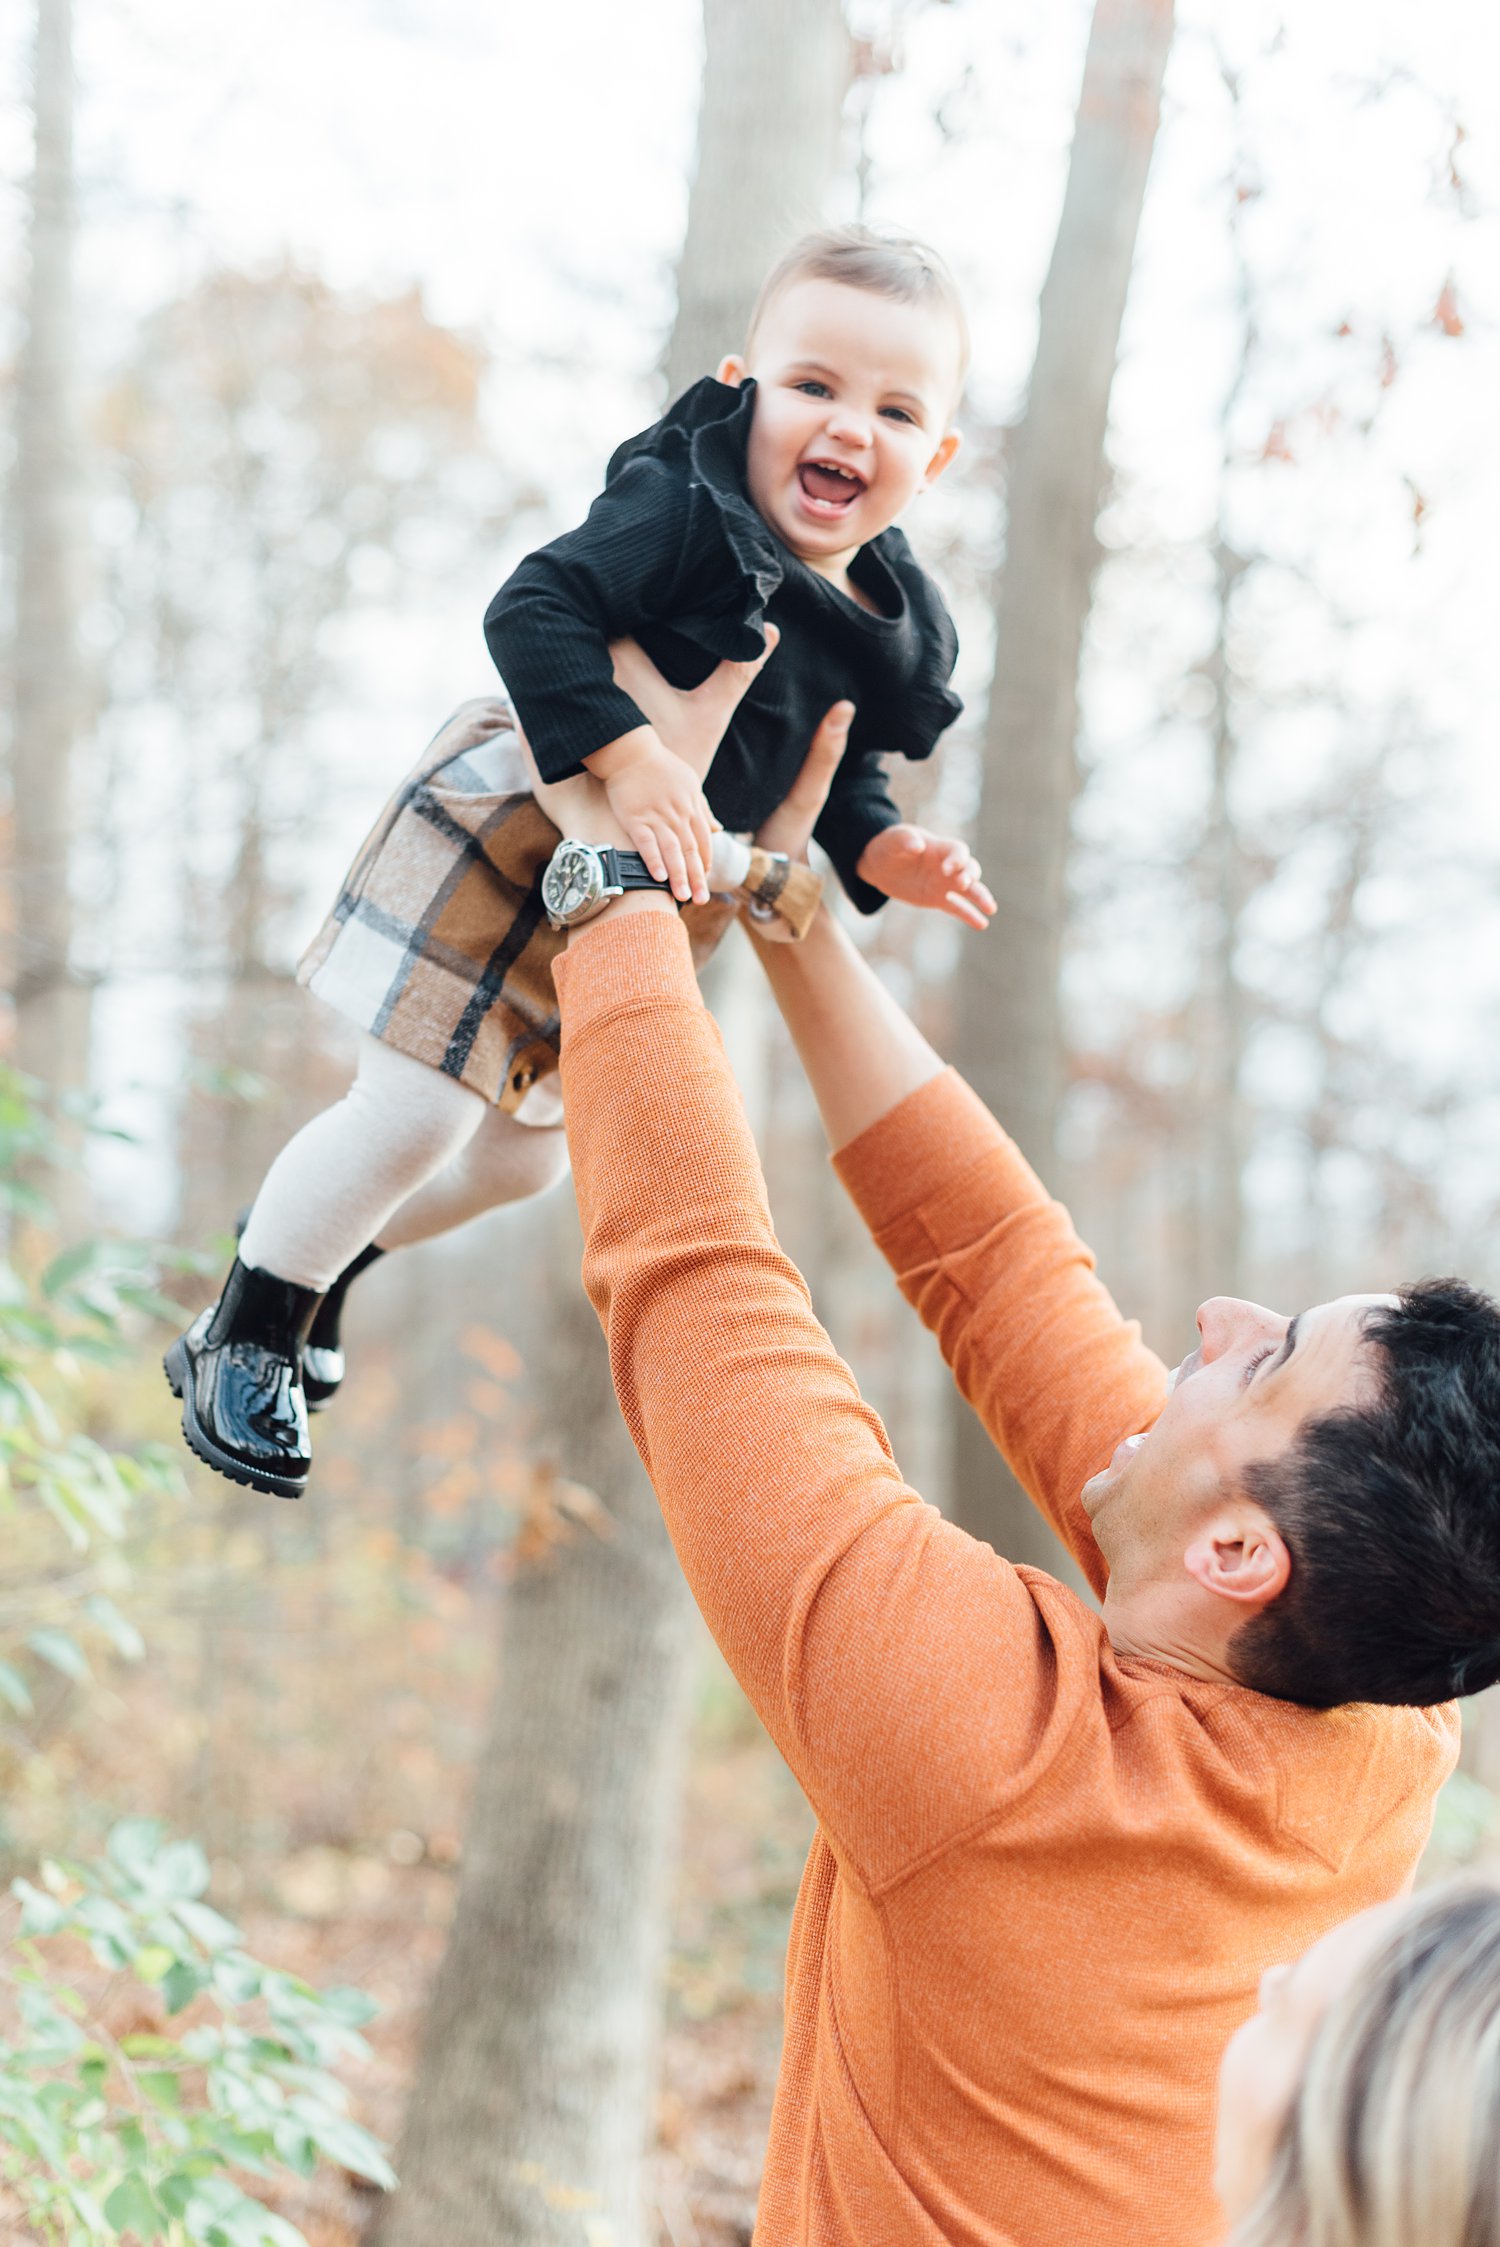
[484,377,962,912]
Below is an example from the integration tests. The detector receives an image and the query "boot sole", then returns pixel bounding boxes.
[163,1340,308,1501]
[304,1383,338,1415]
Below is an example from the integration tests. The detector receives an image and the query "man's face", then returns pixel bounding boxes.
[1083,1293,1395,1600]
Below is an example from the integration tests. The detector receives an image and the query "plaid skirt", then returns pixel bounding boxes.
[297,698,736,1112]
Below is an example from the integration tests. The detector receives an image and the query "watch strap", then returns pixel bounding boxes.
[597,848,676,896]
[741,848,822,940]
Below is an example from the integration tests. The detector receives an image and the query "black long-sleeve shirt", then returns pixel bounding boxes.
[483,377,962,912]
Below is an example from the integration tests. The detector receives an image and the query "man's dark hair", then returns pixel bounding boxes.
[1229,1279,1500,1709]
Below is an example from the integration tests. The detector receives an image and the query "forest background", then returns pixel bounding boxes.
[3,0,1500,2242]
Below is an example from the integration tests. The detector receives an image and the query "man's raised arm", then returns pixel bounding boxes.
[754,905,1168,1592]
[553,894,1091,1886]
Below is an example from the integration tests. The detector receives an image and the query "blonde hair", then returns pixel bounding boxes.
[1230,1883,1500,2247]
[746,224,970,394]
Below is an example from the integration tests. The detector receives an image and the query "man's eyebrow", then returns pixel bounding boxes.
[1270,1316,1301,1375]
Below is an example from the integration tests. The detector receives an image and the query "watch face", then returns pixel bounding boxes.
[542,841,605,926]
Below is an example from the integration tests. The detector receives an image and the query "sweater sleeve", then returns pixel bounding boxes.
[483,459,696,782]
[555,914,1102,1887]
[834,1072,1170,1597]
[813,751,901,915]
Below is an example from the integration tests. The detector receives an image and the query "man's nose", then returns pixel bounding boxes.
[1195,1296,1284,1363]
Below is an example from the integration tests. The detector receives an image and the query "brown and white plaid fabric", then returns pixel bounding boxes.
[298,698,735,1112]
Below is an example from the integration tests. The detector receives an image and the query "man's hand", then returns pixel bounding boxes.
[585,727,717,905]
[855,824,996,931]
[606,628,780,784]
[754,701,855,860]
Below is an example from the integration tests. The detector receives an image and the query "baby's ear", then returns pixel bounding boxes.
[716,355,748,388]
[921,428,963,490]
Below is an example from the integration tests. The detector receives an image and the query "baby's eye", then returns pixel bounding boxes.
[880,405,917,424]
[794,379,832,398]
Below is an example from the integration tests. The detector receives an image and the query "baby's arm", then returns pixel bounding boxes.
[584,728,716,904]
[485,461,721,902]
[812,748,994,929]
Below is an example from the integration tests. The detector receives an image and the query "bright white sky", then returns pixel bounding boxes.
[1,0,1497,1243]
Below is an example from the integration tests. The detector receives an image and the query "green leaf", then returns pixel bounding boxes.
[0,1661,33,1714]
[174,1900,239,1953]
[311,1985,378,2029]
[41,1241,107,1298]
[104,2172,161,2236]
[301,2110,396,2190]
[163,1957,206,2015]
[119,2033,179,2059]
[138,2069,183,2112]
[212,1955,263,2006]
[10,1878,65,1935]
[108,1817,166,1885]
[155,1839,211,1900]
[26,1627,91,1683]
[132,1945,177,1985]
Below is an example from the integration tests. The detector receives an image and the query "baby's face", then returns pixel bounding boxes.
[719,278,963,574]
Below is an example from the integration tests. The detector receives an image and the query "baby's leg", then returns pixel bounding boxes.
[528,764,602,838]
[238,1035,488,1291]
[375,1103,569,1251]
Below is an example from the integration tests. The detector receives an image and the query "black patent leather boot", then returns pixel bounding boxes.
[302,1242,384,1411]
[163,1259,322,1498]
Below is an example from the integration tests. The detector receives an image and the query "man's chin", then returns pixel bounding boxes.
[1082,1431,1147,1522]
[1080,1466,1113,1522]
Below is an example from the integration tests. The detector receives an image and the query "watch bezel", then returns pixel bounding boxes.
[542,839,624,930]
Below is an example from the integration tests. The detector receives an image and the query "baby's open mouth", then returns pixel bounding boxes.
[797,459,867,514]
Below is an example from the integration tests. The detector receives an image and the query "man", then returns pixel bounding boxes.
[544,659,1500,2247]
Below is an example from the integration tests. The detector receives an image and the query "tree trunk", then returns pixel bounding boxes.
[948,0,1175,1565]
[373,1201,698,2247]
[9,0,89,1192]
[664,0,850,401]
[375,10,850,2246]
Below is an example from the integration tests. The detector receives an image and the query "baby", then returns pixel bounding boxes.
[165,225,991,1500]
[488,226,979,921]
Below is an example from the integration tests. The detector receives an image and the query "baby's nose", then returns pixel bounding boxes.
[825,406,874,446]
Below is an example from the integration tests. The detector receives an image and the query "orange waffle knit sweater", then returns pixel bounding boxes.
[554,912,1458,2247]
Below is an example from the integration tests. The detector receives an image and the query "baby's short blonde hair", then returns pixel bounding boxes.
[747,224,970,401]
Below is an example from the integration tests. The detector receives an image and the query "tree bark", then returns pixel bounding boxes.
[664,0,850,402]
[375,9,850,2246]
[9,0,89,1184]
[948,0,1175,1564]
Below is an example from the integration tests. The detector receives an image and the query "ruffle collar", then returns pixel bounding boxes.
[608,378,783,657]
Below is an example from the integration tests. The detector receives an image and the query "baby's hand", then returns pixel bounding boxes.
[856,824,996,931]
[586,726,717,904]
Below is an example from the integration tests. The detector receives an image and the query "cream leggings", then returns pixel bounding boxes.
[236,1035,569,1293]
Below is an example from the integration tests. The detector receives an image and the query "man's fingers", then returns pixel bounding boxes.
[754,699,853,858]
[783,701,853,813]
[746,621,781,676]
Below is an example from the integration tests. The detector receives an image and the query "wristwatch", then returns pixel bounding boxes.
[541,839,677,930]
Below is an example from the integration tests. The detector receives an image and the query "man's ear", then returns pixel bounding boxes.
[1183,1507,1290,1612]
[716,355,748,388]
[919,427,963,492]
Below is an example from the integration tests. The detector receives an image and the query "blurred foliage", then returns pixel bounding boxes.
[0,1077,392,2240]
[0,1066,189,1730]
[4,1818,392,2244]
